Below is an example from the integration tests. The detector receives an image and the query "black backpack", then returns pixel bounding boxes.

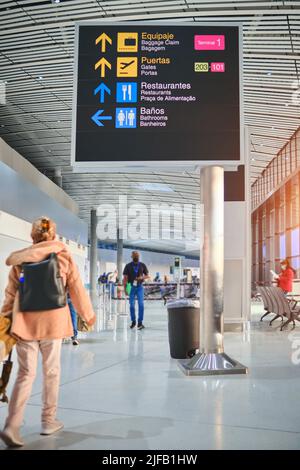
[19,253,66,312]
[99,273,109,284]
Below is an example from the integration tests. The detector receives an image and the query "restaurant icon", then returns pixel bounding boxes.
[116,82,137,103]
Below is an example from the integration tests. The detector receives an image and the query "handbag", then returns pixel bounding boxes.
[0,352,13,403]
[126,282,132,295]
[77,316,93,333]
[0,315,16,362]
[0,315,16,404]
[19,253,66,311]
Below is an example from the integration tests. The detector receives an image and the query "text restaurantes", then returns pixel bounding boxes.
[141,82,192,90]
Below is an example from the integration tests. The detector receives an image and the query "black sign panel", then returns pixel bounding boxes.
[72,23,241,165]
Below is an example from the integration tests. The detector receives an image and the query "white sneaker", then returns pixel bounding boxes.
[0,426,24,447]
[40,420,64,436]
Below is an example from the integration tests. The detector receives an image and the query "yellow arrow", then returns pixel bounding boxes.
[95,33,112,53]
[95,57,111,77]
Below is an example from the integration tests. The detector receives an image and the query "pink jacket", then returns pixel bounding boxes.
[0,240,95,341]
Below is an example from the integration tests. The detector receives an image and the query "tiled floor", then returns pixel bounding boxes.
[1,300,300,450]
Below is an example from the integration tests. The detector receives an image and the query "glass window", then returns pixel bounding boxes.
[264,172,267,199]
[291,175,299,226]
[280,234,286,259]
[278,152,283,181]
[276,155,279,186]
[279,204,285,232]
[291,256,300,272]
[262,242,266,260]
[266,167,270,194]
[271,163,274,190]
[296,132,300,167]
[291,228,299,257]
[291,137,297,172]
[287,142,292,175]
[251,129,300,285]
[283,149,287,179]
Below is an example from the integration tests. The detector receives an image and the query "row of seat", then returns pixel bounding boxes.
[257,286,300,331]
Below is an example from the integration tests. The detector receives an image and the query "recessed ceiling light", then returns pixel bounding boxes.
[267,71,272,76]
[38,76,43,80]
[48,150,52,153]
[251,158,256,161]
[134,182,174,192]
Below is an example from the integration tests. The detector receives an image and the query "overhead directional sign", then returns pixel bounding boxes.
[94,83,111,103]
[95,57,111,77]
[91,109,112,127]
[95,32,112,52]
[72,22,243,169]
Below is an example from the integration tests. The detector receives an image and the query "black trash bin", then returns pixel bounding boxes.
[167,299,200,359]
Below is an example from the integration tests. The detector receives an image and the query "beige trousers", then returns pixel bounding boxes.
[6,339,62,429]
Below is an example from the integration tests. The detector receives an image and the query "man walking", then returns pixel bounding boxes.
[123,251,149,330]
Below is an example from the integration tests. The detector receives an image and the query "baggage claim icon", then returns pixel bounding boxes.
[117,32,138,52]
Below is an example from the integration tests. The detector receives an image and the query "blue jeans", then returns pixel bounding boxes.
[129,285,144,323]
[109,282,115,298]
[68,298,78,339]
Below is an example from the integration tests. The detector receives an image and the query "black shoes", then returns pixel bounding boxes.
[130,321,145,330]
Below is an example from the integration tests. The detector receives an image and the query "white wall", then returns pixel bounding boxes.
[0,211,88,305]
[224,201,250,322]
[0,140,88,244]
[0,138,77,214]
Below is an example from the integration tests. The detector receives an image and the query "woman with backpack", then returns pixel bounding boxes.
[0,217,96,447]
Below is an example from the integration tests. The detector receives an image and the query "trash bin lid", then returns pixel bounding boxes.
[166,299,200,309]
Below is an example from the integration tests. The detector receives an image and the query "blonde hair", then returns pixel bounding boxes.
[31,217,56,244]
